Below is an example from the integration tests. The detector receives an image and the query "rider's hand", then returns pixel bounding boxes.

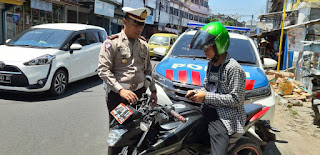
[185,90,196,98]
[188,91,206,103]
[119,89,138,104]
[150,91,157,107]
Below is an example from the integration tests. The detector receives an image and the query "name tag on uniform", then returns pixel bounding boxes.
[110,103,133,124]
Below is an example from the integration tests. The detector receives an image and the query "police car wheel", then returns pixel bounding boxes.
[49,69,68,96]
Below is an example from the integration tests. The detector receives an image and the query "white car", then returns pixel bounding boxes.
[153,30,278,124]
[0,23,107,95]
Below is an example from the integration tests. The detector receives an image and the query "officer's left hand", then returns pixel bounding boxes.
[189,91,206,103]
[150,91,157,107]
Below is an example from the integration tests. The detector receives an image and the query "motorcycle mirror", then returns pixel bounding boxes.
[140,122,149,131]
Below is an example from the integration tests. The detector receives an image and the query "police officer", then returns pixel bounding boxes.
[98,7,157,123]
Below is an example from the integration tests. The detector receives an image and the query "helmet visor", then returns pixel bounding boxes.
[190,30,216,50]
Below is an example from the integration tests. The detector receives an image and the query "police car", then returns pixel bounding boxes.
[153,28,277,124]
[0,23,107,96]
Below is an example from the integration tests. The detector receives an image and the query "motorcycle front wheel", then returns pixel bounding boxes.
[228,137,263,155]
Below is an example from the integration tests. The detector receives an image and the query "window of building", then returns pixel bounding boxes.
[185,12,188,19]
[205,1,208,7]
[189,14,193,20]
[180,10,183,17]
[194,15,198,21]
[174,8,179,16]
[170,7,173,14]
[200,0,204,6]
[191,0,195,3]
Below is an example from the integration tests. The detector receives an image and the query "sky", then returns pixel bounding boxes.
[208,0,267,22]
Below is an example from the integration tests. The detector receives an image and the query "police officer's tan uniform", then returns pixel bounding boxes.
[98,30,156,94]
[97,7,156,125]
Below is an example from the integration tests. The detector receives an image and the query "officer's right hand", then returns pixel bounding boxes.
[119,89,138,104]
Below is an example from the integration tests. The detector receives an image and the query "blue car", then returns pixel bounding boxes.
[153,30,277,124]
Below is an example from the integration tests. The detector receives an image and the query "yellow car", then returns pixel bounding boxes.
[148,33,178,57]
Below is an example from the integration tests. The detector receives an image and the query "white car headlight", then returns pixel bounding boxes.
[107,129,127,147]
[24,54,56,66]
[153,71,175,94]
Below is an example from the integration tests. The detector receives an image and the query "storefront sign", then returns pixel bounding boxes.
[6,13,20,23]
[287,26,306,51]
[109,0,122,4]
[123,0,144,9]
[146,0,156,9]
[31,0,52,12]
[94,0,114,18]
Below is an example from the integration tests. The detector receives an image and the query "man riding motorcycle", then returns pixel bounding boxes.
[185,22,247,155]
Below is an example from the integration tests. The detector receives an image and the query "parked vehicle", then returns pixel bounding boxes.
[0,23,107,95]
[148,33,178,57]
[152,29,277,124]
[308,70,320,124]
[107,85,277,155]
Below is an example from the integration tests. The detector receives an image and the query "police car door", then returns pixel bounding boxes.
[69,31,91,80]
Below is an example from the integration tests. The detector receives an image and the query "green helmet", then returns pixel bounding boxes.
[190,22,230,55]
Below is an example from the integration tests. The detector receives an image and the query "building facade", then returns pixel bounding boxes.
[0,0,210,44]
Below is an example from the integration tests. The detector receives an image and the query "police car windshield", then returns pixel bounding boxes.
[170,34,257,65]
[7,28,72,48]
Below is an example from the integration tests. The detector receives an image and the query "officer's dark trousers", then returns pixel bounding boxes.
[106,87,146,155]
[202,106,230,155]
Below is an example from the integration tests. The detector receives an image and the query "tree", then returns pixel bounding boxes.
[222,20,234,26]
[205,18,219,23]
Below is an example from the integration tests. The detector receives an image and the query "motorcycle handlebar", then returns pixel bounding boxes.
[163,106,187,123]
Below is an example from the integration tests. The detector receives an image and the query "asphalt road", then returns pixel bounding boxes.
[0,59,160,155]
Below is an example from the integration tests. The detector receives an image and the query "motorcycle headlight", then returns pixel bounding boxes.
[107,129,127,147]
[153,71,175,94]
[24,54,56,66]
[245,84,271,99]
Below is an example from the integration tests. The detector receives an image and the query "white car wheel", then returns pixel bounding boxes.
[49,69,68,96]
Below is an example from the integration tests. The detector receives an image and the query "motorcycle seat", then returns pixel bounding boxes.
[244,103,263,121]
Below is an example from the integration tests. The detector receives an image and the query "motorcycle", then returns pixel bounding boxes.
[309,71,320,124]
[107,85,279,155]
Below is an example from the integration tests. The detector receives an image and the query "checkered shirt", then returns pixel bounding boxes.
[197,53,247,135]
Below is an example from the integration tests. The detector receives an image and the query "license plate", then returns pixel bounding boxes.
[110,103,133,124]
[0,74,11,84]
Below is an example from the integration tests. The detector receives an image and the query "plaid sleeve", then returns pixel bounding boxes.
[203,66,246,108]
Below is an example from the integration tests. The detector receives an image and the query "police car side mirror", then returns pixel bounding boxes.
[70,43,82,51]
[153,47,167,57]
[263,58,277,69]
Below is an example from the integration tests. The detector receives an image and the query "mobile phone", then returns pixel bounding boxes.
[185,91,196,98]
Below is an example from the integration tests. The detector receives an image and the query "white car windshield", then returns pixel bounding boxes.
[170,34,257,65]
[7,28,73,48]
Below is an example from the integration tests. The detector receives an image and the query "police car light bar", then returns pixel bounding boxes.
[187,22,250,32]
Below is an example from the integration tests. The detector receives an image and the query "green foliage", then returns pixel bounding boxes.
[205,18,219,23]
[222,20,234,26]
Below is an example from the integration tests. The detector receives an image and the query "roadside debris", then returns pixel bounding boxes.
[266,69,312,106]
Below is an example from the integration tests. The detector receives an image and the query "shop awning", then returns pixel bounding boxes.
[284,18,320,30]
[257,10,295,20]
[0,0,24,5]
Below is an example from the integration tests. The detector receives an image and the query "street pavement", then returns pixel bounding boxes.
[0,59,160,155]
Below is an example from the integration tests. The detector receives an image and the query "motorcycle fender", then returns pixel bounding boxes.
[248,127,262,140]
[313,99,320,105]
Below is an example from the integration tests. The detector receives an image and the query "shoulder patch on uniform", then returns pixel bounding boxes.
[104,42,112,51]
[107,34,119,40]
[139,36,147,42]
